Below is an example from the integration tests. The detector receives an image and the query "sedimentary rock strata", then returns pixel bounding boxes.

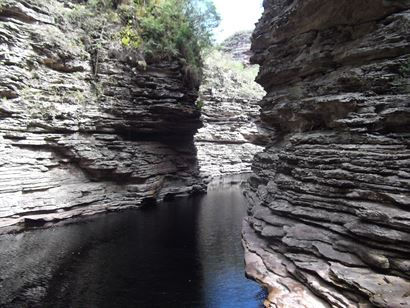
[243,0,410,307]
[0,0,203,230]
[194,35,269,180]
[220,30,253,65]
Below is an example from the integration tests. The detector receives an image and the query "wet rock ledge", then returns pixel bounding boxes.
[243,0,410,307]
[0,0,204,231]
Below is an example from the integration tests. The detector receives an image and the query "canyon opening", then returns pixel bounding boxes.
[0,0,409,307]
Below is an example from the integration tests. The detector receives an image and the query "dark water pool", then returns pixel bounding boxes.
[0,179,265,308]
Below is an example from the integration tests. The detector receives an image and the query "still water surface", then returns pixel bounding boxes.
[0,179,265,307]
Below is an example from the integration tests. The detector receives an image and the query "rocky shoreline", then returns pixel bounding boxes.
[242,0,410,307]
[0,0,204,230]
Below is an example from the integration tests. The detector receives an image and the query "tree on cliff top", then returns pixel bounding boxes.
[123,0,219,62]
[73,0,219,63]
[69,0,219,87]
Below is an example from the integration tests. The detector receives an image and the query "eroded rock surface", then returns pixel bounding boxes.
[0,0,204,231]
[243,0,410,307]
[194,34,270,180]
[220,30,253,65]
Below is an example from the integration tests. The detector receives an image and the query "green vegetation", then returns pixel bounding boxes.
[396,58,410,93]
[67,0,220,85]
[202,49,264,100]
[195,99,204,110]
[119,24,142,48]
[208,50,259,81]
[399,59,410,77]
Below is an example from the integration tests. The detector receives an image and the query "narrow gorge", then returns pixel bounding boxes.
[194,31,270,180]
[0,0,409,307]
[0,0,267,306]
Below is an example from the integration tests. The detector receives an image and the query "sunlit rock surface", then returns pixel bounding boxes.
[194,34,270,180]
[243,0,410,307]
[220,30,253,65]
[0,0,204,231]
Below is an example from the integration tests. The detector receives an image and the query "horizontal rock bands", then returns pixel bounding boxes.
[0,0,204,229]
[245,1,410,307]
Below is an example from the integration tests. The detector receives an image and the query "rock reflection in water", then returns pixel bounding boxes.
[0,177,265,308]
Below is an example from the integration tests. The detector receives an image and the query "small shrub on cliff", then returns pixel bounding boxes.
[67,0,219,87]
[119,24,142,48]
[195,99,204,110]
[87,0,116,10]
[399,59,410,77]
[120,0,219,67]
[202,49,264,100]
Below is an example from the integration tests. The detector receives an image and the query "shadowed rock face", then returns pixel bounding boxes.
[243,0,410,307]
[0,0,204,231]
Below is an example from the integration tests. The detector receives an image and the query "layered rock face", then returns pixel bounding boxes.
[194,35,269,180]
[0,0,203,230]
[220,30,253,65]
[243,0,410,307]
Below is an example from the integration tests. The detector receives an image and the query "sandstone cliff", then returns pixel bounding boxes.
[0,0,204,231]
[243,0,410,307]
[194,34,270,180]
[220,30,253,65]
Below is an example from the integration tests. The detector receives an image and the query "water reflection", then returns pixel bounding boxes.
[0,178,265,307]
[198,182,265,308]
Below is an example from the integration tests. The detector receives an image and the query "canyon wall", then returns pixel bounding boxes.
[220,30,253,65]
[195,33,270,180]
[0,0,204,231]
[243,0,410,307]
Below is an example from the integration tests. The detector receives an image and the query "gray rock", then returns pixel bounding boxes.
[194,37,271,180]
[243,0,410,307]
[0,0,204,230]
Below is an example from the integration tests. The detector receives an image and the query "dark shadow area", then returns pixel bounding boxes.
[0,181,266,308]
